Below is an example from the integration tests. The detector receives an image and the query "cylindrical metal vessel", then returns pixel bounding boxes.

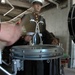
[11,45,63,75]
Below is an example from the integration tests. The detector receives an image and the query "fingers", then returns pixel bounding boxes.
[24,35,32,42]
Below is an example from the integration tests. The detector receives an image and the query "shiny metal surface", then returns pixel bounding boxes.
[11,45,63,60]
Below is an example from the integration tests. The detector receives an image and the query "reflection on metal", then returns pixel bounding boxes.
[70,40,75,68]
[3,0,14,16]
[11,45,63,60]
[12,59,24,74]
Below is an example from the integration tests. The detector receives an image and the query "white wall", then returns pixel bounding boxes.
[42,6,69,51]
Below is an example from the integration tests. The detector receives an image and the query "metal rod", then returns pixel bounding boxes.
[48,0,59,9]
[3,0,14,16]
[9,7,33,22]
[2,60,10,66]
[0,66,15,75]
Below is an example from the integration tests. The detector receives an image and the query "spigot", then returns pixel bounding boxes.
[30,19,44,45]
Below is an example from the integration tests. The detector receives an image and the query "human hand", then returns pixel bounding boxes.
[24,35,32,42]
[52,38,59,45]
